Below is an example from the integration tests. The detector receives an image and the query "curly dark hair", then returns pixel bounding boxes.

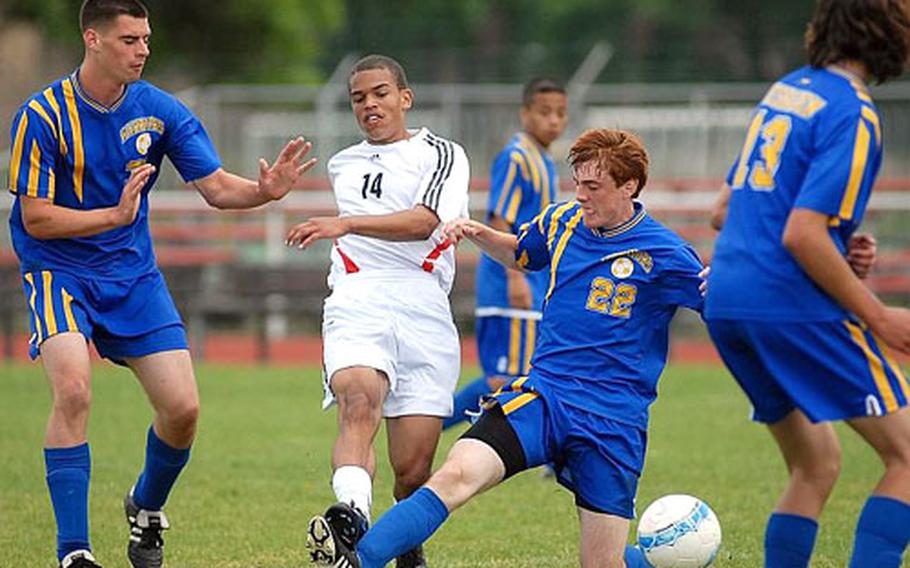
[806,0,910,83]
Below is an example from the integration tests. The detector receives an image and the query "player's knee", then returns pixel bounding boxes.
[792,453,841,491]
[161,399,200,435]
[392,460,432,493]
[337,391,382,425]
[427,459,481,508]
[52,378,92,419]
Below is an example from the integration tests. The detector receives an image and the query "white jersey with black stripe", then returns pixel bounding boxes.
[326,127,470,293]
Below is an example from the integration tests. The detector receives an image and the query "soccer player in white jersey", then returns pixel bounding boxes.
[285,54,469,568]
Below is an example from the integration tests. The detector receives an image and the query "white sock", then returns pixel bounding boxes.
[332,465,373,520]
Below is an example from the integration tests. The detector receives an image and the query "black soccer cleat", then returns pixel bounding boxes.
[307,515,361,567]
[323,502,369,550]
[124,491,170,568]
[395,545,428,568]
[59,550,103,567]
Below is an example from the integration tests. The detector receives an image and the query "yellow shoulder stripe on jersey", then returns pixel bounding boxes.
[504,185,523,223]
[861,106,881,147]
[760,82,827,119]
[61,287,78,333]
[517,249,530,269]
[518,138,542,195]
[24,273,43,344]
[42,271,58,336]
[28,100,57,136]
[546,208,585,301]
[521,136,551,201]
[9,112,29,194]
[502,392,538,415]
[43,88,68,156]
[27,140,42,198]
[837,119,871,221]
[845,320,897,413]
[61,79,85,202]
[546,201,578,251]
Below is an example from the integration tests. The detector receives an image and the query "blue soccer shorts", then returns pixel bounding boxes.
[21,269,188,364]
[476,315,539,380]
[707,318,910,423]
[462,376,644,518]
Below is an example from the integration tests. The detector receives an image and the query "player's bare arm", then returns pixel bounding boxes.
[445,218,521,270]
[19,163,154,239]
[783,208,910,353]
[709,184,731,231]
[193,137,316,209]
[285,204,438,249]
[488,214,532,309]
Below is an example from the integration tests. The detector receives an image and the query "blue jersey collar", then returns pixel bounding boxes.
[592,201,646,238]
[71,68,131,114]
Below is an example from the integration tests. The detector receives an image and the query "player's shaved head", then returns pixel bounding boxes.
[806,0,910,83]
[80,0,148,32]
[350,54,409,90]
[522,78,566,108]
[569,129,649,198]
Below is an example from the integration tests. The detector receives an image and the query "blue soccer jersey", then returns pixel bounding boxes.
[706,66,882,322]
[7,70,221,279]
[476,132,559,313]
[516,200,705,428]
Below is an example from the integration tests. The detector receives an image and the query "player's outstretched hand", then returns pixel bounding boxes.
[259,137,317,201]
[115,164,155,226]
[870,306,910,355]
[285,216,349,249]
[443,218,484,244]
[847,233,877,279]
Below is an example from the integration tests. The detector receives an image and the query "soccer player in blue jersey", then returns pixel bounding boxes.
[6,1,315,567]
[306,128,706,568]
[705,1,910,566]
[443,78,567,430]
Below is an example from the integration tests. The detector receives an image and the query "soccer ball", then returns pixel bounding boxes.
[637,494,721,568]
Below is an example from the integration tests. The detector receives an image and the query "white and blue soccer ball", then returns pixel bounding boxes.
[637,494,722,568]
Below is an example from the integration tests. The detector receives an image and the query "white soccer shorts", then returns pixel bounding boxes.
[321,271,460,418]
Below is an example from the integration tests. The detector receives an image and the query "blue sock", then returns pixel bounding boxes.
[443,376,493,430]
[132,426,190,511]
[45,443,91,560]
[849,495,910,568]
[625,544,653,567]
[356,487,449,568]
[764,512,818,568]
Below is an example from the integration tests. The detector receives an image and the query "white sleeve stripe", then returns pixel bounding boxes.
[422,137,454,212]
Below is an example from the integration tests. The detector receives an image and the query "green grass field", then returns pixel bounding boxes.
[0,362,890,567]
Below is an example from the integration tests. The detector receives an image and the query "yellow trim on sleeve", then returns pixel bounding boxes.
[546,202,577,251]
[28,100,56,135]
[9,112,29,193]
[27,140,42,197]
[837,120,871,221]
[846,321,897,413]
[62,79,85,202]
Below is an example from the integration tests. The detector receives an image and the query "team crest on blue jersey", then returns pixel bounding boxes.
[611,257,634,279]
[136,132,152,155]
[119,116,165,143]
